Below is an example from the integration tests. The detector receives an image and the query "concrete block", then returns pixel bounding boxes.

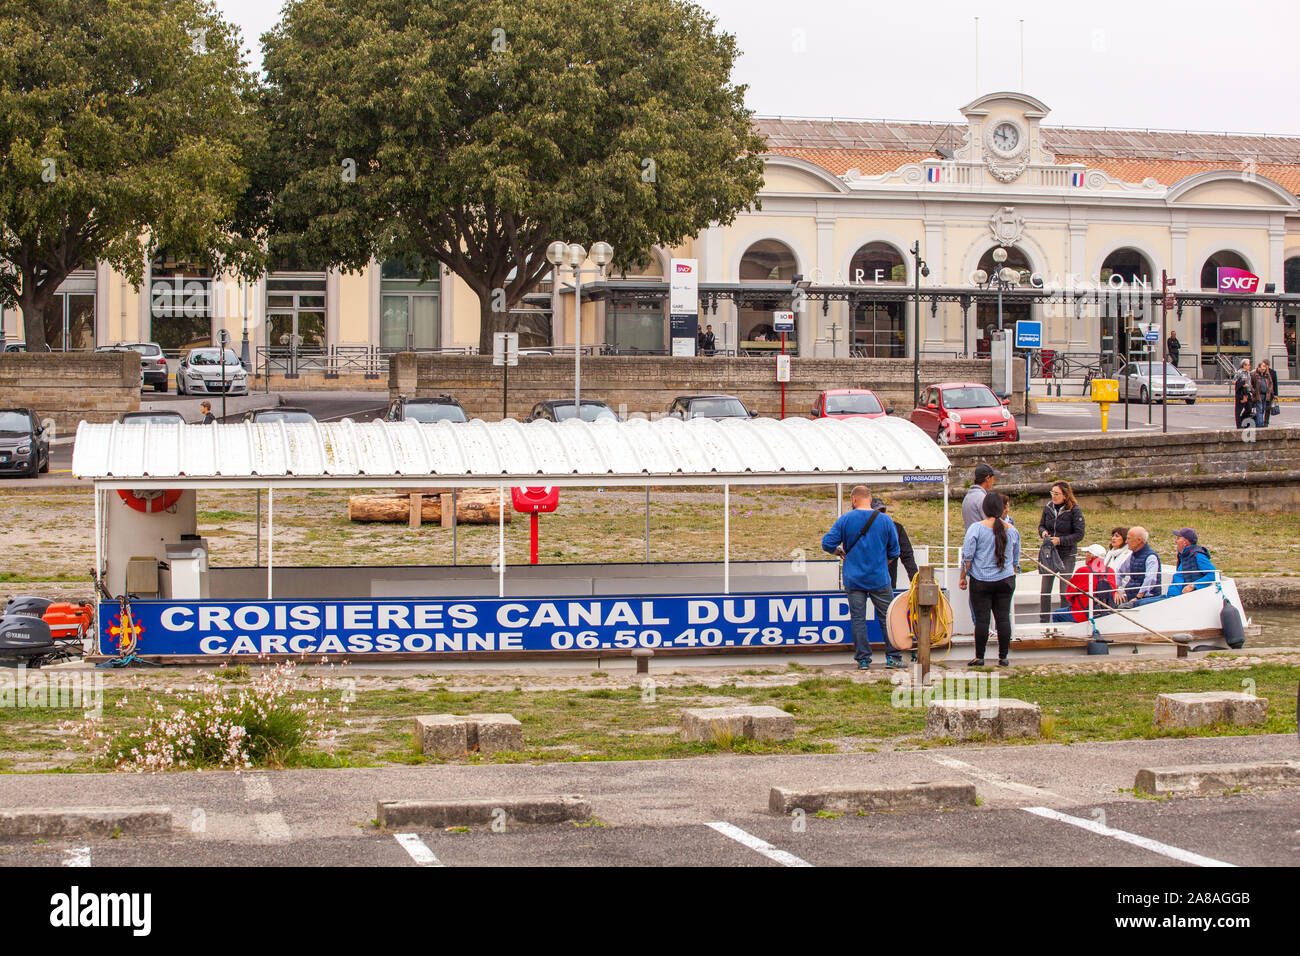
[0,806,173,840]
[414,714,469,758]
[466,713,524,753]
[680,705,795,742]
[377,795,591,829]
[1153,691,1268,729]
[769,782,977,815]
[1135,761,1300,797]
[925,698,1041,739]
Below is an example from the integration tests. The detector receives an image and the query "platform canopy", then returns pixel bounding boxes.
[72,415,951,489]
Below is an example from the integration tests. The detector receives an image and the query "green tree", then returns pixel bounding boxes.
[259,0,766,353]
[0,0,262,348]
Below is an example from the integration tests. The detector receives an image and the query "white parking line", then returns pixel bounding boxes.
[705,821,812,868]
[62,846,91,867]
[393,833,443,867]
[1023,806,1235,867]
[929,755,1066,800]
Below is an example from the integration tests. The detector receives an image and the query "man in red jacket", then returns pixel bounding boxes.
[1050,544,1117,623]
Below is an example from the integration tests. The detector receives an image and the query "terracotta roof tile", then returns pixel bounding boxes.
[1055,156,1300,195]
[768,148,934,177]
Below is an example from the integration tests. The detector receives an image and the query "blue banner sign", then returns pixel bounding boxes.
[99,592,888,656]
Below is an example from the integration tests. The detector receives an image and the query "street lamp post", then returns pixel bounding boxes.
[545,239,613,410]
[909,241,930,410]
[240,278,250,370]
[973,247,1019,397]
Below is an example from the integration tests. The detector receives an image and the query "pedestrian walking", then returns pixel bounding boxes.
[822,484,902,669]
[1037,480,1085,622]
[199,401,216,425]
[1165,330,1181,369]
[1253,361,1274,428]
[702,324,716,355]
[961,463,996,530]
[1232,359,1254,428]
[959,491,1021,667]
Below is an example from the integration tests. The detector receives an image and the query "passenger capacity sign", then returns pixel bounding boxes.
[100,593,886,656]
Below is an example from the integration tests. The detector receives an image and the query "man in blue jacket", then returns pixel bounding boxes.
[822,485,901,669]
[1168,528,1217,596]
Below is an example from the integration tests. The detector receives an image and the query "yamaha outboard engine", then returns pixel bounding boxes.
[3,596,53,618]
[0,616,56,666]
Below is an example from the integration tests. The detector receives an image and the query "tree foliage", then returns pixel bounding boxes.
[0,0,262,346]
[259,0,767,352]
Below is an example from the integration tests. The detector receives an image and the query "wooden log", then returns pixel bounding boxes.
[348,491,508,524]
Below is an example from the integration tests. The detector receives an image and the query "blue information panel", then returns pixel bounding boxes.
[100,592,889,656]
[1144,328,1160,342]
[1014,320,1042,349]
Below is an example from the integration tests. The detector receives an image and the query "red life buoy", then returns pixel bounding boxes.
[511,486,559,514]
[117,489,183,514]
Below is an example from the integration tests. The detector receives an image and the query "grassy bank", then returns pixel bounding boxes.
[1,486,1297,596]
[1,660,1294,773]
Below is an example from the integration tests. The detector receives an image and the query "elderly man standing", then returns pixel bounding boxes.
[823,485,901,670]
[1118,526,1162,606]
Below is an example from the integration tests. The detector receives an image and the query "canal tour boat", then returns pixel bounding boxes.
[69,415,1253,664]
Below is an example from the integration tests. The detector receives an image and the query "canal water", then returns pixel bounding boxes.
[1246,609,1300,649]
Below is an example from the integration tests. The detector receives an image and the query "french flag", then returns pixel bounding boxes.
[1071,171,1084,187]
[927,166,941,183]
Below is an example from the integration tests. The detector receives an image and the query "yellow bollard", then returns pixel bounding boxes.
[1091,379,1118,433]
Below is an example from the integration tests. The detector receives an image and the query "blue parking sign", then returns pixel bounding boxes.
[1015,320,1042,349]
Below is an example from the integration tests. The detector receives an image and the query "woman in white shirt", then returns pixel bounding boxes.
[1104,526,1131,572]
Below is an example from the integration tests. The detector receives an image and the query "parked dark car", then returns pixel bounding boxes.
[246,407,317,424]
[666,394,758,420]
[525,399,618,423]
[118,410,187,426]
[385,394,468,424]
[0,409,51,478]
[812,388,893,420]
[105,342,169,392]
[3,343,52,353]
[910,382,1018,446]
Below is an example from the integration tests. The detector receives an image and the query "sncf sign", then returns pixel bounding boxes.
[675,263,693,273]
[1217,267,1260,293]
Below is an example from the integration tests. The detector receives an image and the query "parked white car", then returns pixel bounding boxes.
[178,347,248,396]
[1118,361,1197,404]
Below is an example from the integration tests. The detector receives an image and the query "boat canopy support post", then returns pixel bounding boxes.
[943,476,950,578]
[836,481,842,516]
[266,486,274,599]
[255,489,262,567]
[93,487,102,653]
[497,485,505,598]
[644,487,650,562]
[452,488,458,566]
[723,483,730,595]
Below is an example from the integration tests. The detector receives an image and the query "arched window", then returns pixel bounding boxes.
[1198,251,1251,375]
[738,240,798,350]
[1099,248,1155,366]
[973,246,1032,356]
[1282,256,1300,378]
[848,242,906,357]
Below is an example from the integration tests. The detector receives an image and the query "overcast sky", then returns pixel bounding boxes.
[218,0,1299,134]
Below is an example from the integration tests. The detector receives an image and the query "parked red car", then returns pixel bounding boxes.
[811,389,893,420]
[911,382,1018,446]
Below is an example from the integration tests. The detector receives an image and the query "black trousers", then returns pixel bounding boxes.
[970,575,1016,660]
[1039,548,1075,622]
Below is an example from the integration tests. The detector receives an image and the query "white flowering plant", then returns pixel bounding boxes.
[85,663,342,772]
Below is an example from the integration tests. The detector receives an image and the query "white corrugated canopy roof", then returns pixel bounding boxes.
[72,416,951,488]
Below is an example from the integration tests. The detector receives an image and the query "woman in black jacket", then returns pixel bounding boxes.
[1038,480,1085,622]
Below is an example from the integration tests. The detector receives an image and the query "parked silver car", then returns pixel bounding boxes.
[178,347,248,396]
[1118,361,1197,404]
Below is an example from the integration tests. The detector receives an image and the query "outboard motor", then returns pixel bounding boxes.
[0,616,56,666]
[4,596,53,618]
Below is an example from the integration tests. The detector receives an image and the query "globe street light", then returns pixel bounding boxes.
[546,239,613,410]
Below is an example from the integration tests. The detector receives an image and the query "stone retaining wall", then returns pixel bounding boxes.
[390,353,1027,420]
[0,352,140,430]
